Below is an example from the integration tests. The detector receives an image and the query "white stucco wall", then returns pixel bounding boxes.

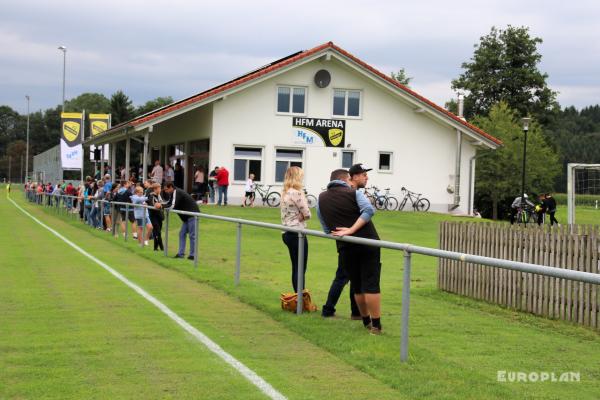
[209,56,481,213]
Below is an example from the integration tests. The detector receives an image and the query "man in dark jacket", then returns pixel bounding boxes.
[160,182,200,260]
[316,166,382,335]
[543,193,559,226]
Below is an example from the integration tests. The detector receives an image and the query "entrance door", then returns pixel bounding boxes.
[188,139,210,193]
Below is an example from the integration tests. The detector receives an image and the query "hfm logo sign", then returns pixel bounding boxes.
[296,130,314,144]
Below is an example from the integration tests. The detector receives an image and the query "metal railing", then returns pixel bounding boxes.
[23,190,600,362]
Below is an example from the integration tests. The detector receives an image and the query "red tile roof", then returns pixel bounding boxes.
[104,42,501,146]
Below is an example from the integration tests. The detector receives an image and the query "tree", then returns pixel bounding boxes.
[473,102,560,219]
[135,96,173,117]
[110,90,135,125]
[64,92,111,114]
[391,69,412,87]
[451,26,557,122]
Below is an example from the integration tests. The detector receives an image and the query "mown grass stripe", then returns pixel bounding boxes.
[8,195,287,400]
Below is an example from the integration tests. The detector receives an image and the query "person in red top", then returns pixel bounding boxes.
[215,166,230,206]
[65,182,77,211]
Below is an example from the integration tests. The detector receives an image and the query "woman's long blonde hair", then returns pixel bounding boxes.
[282,166,304,196]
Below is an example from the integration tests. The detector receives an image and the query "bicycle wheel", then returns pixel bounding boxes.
[306,194,317,208]
[415,198,430,212]
[385,196,399,211]
[266,192,280,207]
[374,196,386,210]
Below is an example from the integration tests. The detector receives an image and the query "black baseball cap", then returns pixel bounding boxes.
[348,163,372,176]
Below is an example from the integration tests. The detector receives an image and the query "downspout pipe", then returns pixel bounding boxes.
[450,94,465,211]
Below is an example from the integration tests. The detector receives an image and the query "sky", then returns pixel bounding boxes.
[1,0,599,114]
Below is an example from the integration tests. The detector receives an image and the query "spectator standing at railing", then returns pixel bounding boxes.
[321,164,372,320]
[280,167,311,293]
[51,184,62,208]
[36,183,43,204]
[65,182,76,211]
[159,182,200,260]
[216,166,229,206]
[131,186,153,246]
[147,183,165,251]
[45,182,53,206]
[317,167,382,335]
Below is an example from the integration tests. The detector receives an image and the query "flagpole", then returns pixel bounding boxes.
[81,110,85,184]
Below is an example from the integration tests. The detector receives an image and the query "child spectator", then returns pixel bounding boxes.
[131,186,153,246]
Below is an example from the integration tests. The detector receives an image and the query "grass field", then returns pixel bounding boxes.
[2,188,600,399]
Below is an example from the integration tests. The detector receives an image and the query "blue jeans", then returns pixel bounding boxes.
[84,205,92,224]
[89,206,99,227]
[322,260,360,317]
[208,183,215,203]
[177,218,197,257]
[217,185,228,205]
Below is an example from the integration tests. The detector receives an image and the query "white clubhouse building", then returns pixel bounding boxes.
[87,42,501,213]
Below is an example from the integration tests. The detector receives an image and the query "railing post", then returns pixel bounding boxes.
[125,204,129,241]
[296,232,305,315]
[401,251,412,362]
[164,210,169,257]
[193,215,199,269]
[235,223,242,286]
[141,205,146,248]
[99,199,104,229]
[111,203,117,236]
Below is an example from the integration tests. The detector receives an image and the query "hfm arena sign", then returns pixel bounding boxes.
[292,117,345,147]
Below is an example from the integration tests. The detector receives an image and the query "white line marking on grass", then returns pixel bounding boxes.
[9,197,287,400]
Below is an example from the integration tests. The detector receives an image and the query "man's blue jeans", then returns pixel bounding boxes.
[177,217,197,257]
[322,260,360,317]
[217,185,228,205]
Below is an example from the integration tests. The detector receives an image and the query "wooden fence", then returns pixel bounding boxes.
[438,222,600,329]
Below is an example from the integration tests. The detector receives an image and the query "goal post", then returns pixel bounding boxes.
[567,163,600,225]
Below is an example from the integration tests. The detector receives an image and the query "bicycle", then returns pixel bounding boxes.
[515,204,537,225]
[245,184,280,207]
[370,186,399,211]
[398,187,430,211]
[303,189,317,208]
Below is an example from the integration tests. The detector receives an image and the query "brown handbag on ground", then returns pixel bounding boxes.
[280,289,318,312]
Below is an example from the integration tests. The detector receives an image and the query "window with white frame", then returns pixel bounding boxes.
[333,89,361,117]
[233,146,262,182]
[378,151,392,171]
[275,149,303,182]
[342,150,355,168]
[277,86,306,114]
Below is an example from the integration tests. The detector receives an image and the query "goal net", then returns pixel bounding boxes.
[567,163,600,225]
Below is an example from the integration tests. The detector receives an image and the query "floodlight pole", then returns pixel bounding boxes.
[520,118,531,211]
[25,95,30,183]
[58,46,67,110]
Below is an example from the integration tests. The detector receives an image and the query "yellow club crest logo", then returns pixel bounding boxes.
[63,121,80,142]
[328,128,343,147]
[91,120,108,136]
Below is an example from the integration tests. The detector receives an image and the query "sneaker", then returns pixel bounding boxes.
[144,240,149,246]
[174,254,184,259]
[187,255,195,260]
[133,233,138,239]
[369,326,383,335]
